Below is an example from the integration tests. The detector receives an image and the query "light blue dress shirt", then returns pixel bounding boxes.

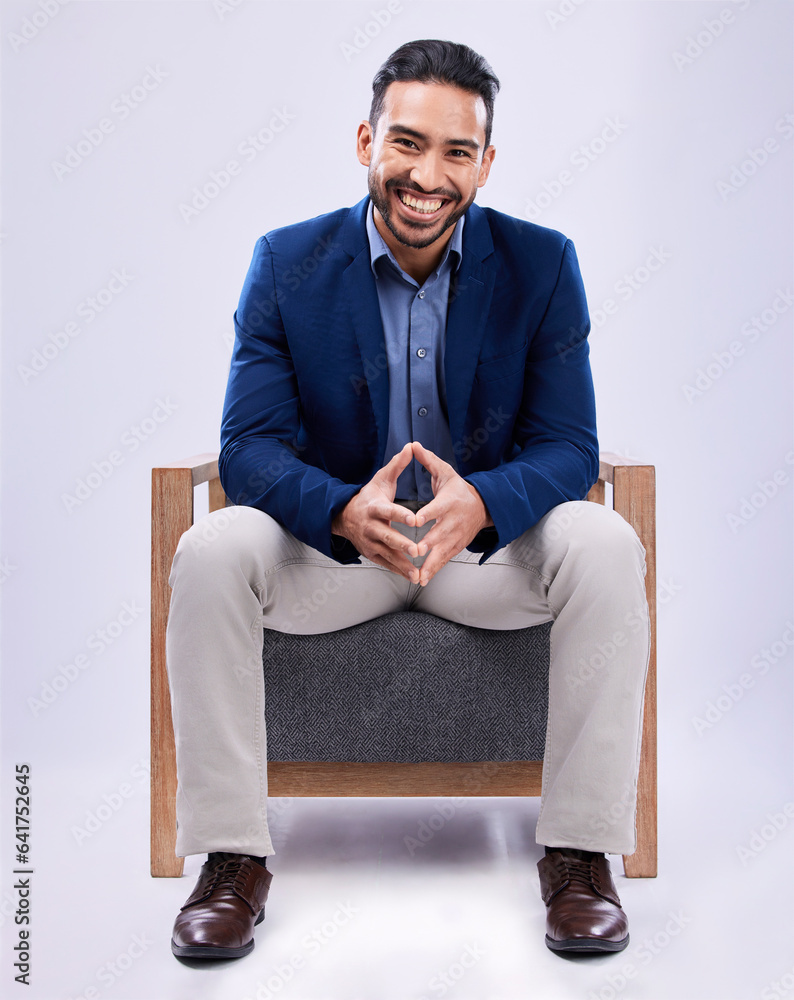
[366,201,464,501]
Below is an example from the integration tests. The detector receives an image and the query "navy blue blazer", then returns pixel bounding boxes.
[219,196,598,564]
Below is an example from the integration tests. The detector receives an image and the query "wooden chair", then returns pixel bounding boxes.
[151,453,656,879]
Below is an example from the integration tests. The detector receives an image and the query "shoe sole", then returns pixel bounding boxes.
[545,932,629,954]
[171,908,264,959]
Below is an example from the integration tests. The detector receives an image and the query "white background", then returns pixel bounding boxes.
[1,1,792,998]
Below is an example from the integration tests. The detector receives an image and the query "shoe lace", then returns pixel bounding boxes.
[206,857,250,894]
[560,856,601,892]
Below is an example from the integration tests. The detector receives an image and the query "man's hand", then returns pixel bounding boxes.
[331,443,422,583]
[412,441,493,586]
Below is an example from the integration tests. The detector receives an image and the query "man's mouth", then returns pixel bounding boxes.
[397,191,447,215]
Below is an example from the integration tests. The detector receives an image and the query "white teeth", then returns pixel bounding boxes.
[399,193,443,214]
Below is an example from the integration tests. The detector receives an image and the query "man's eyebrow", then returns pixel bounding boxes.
[386,124,481,151]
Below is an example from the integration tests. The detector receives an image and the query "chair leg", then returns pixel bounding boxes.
[623,685,658,877]
[151,467,193,878]
[614,463,658,878]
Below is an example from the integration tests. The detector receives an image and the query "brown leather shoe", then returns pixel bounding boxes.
[538,850,629,953]
[171,853,273,959]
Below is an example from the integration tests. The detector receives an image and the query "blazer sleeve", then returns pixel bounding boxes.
[218,236,361,562]
[463,238,599,560]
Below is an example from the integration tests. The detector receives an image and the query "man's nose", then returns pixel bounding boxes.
[410,154,446,194]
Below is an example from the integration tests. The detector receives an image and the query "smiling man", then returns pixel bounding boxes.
[166,40,650,960]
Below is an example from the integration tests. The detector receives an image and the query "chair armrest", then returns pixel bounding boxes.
[154,452,220,485]
[597,451,654,482]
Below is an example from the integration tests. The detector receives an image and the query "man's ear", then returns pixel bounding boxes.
[478,145,496,188]
[356,120,374,167]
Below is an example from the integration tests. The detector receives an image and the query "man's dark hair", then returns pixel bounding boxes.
[370,39,500,149]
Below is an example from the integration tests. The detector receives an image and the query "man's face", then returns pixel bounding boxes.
[357,81,495,250]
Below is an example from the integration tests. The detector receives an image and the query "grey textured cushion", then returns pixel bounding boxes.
[263,611,550,762]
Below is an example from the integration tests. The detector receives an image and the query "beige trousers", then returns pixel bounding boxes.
[166,500,650,858]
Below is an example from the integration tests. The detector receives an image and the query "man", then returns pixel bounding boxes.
[166,39,650,960]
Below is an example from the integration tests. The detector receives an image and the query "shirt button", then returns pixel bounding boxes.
[416,348,427,358]
[417,406,428,417]
[418,290,425,299]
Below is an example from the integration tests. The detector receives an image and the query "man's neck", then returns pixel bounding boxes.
[373,208,455,286]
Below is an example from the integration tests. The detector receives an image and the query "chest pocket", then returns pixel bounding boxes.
[474,342,527,383]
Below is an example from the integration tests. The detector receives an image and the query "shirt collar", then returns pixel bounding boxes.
[366,199,464,282]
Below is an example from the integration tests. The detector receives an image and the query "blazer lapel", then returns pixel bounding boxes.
[445,204,497,453]
[341,199,390,459]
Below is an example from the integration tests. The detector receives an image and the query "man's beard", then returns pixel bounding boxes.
[368,174,470,249]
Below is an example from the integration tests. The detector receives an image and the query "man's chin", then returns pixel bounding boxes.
[390,227,449,250]
[385,211,459,250]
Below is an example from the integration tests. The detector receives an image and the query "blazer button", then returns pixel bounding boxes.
[417,407,428,417]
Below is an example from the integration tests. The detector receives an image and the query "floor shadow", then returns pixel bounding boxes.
[267,796,544,871]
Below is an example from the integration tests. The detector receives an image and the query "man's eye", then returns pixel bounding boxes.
[449,149,471,158]
[394,138,417,148]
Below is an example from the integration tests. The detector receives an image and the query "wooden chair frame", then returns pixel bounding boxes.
[151,453,657,878]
